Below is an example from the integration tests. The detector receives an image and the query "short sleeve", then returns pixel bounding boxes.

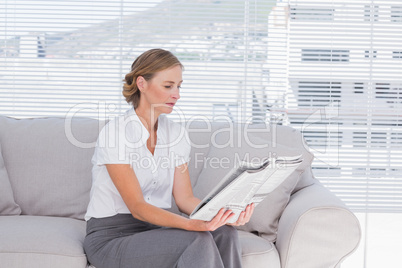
[92,120,131,166]
[169,124,191,167]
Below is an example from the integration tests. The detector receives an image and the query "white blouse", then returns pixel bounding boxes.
[85,108,191,221]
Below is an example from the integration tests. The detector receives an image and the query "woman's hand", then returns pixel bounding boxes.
[188,208,235,232]
[227,203,255,227]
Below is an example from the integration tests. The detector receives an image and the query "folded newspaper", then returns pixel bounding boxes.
[190,154,303,223]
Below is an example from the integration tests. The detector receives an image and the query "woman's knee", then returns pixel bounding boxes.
[211,225,241,249]
[214,225,239,239]
[189,230,215,244]
[222,225,238,236]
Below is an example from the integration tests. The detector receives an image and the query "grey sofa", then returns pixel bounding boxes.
[0,115,361,268]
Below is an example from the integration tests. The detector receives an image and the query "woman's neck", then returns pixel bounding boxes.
[135,106,159,133]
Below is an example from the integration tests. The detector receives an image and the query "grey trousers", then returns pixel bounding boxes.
[84,214,242,268]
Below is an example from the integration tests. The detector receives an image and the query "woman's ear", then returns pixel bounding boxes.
[136,76,147,92]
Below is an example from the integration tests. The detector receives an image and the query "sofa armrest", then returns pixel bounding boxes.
[276,182,361,268]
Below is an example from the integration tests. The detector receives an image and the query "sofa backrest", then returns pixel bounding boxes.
[0,115,314,220]
[0,116,105,220]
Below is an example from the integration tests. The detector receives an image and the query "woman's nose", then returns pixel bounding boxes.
[172,87,180,100]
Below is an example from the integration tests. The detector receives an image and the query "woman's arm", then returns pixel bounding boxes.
[106,164,233,231]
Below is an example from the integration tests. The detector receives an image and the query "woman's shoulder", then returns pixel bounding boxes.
[97,113,123,139]
[97,109,145,144]
[100,109,142,130]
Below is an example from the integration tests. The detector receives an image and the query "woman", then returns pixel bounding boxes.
[84,48,254,268]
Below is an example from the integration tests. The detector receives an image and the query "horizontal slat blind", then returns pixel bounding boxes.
[286,0,402,212]
[1,0,281,123]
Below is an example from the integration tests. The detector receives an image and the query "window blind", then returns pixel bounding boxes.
[1,0,281,124]
[285,0,402,212]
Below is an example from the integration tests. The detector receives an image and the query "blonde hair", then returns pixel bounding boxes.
[122,49,183,109]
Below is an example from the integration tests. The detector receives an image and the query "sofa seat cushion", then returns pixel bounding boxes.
[0,215,87,268]
[238,230,280,268]
[0,216,278,268]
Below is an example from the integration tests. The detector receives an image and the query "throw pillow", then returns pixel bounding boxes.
[0,142,21,215]
[193,128,312,242]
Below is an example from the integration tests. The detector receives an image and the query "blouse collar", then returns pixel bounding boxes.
[125,108,168,146]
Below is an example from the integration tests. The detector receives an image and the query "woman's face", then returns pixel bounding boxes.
[138,65,182,116]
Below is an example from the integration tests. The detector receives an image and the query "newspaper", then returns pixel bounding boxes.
[190,155,303,223]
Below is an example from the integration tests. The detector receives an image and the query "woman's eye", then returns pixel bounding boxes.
[164,85,181,89]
